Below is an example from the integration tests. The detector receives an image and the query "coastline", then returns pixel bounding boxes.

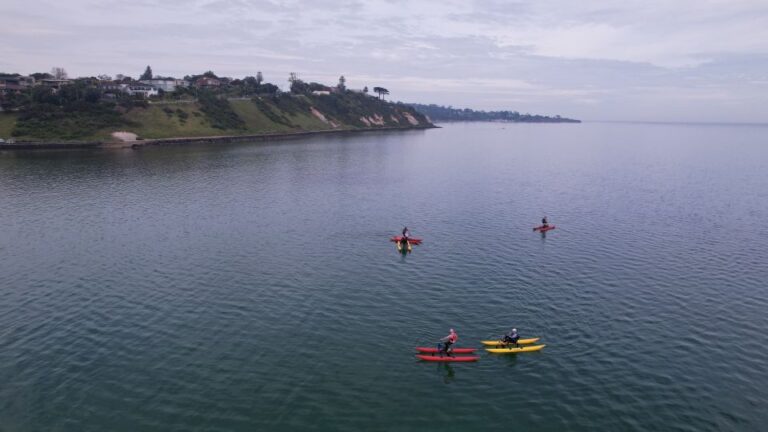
[0,124,438,151]
[426,119,581,124]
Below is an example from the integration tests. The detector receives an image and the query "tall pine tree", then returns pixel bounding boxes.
[140,65,153,80]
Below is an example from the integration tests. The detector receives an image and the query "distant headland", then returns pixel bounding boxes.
[408,103,580,123]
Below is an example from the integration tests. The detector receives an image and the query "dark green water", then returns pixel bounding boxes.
[1,122,767,431]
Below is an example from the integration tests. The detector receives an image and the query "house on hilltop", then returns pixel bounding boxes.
[0,81,22,95]
[194,77,221,88]
[121,83,159,98]
[40,78,73,89]
[99,81,123,92]
[0,77,22,95]
[0,75,36,95]
[139,78,188,92]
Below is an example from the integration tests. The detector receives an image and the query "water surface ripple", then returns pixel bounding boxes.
[1,122,767,431]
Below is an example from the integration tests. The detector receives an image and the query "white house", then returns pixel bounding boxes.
[121,83,159,98]
[139,78,188,92]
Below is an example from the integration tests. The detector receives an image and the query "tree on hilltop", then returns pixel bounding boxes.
[288,72,308,94]
[256,71,263,85]
[258,83,279,95]
[337,75,346,91]
[140,65,153,80]
[51,67,67,79]
[242,76,262,95]
[373,86,389,99]
[31,72,53,80]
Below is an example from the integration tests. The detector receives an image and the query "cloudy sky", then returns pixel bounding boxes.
[3,0,768,122]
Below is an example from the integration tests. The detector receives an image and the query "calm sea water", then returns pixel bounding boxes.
[1,122,767,431]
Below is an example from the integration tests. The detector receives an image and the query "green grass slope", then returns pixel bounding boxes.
[0,113,17,138]
[9,92,432,142]
[122,104,220,139]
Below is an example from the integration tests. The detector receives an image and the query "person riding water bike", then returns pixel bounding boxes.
[502,328,520,347]
[400,227,411,250]
[437,328,458,356]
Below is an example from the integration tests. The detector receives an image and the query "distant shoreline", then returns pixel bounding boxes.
[407,103,580,123]
[432,119,581,124]
[589,120,768,127]
[0,125,437,151]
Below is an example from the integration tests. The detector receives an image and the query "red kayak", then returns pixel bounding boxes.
[390,236,422,244]
[533,225,556,232]
[416,354,479,362]
[415,347,476,354]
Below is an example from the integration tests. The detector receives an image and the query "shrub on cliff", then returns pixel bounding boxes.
[13,101,128,140]
[252,97,295,127]
[198,91,245,130]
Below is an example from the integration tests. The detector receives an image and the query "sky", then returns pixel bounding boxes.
[2,0,768,122]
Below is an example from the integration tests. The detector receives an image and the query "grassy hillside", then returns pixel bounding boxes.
[0,113,17,138]
[122,103,217,139]
[231,98,331,132]
[9,92,432,142]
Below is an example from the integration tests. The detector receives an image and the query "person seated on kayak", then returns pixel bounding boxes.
[437,328,458,356]
[541,217,549,228]
[502,328,520,347]
[402,227,411,240]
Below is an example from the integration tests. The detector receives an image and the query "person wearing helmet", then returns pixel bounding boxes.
[437,328,458,356]
[502,328,520,347]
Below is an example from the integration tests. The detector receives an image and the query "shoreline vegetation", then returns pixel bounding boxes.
[0,68,433,150]
[407,103,580,123]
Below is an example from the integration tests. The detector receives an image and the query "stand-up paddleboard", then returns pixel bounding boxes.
[390,236,422,244]
[533,225,556,232]
[416,354,479,362]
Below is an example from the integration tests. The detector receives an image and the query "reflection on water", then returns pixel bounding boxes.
[439,363,456,384]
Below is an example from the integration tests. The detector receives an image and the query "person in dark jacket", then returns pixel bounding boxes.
[502,328,520,347]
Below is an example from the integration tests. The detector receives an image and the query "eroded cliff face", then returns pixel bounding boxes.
[300,91,432,129]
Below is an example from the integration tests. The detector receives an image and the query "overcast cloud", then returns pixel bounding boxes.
[2,0,768,122]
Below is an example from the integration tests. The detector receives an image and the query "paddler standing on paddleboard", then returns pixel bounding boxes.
[437,328,458,356]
